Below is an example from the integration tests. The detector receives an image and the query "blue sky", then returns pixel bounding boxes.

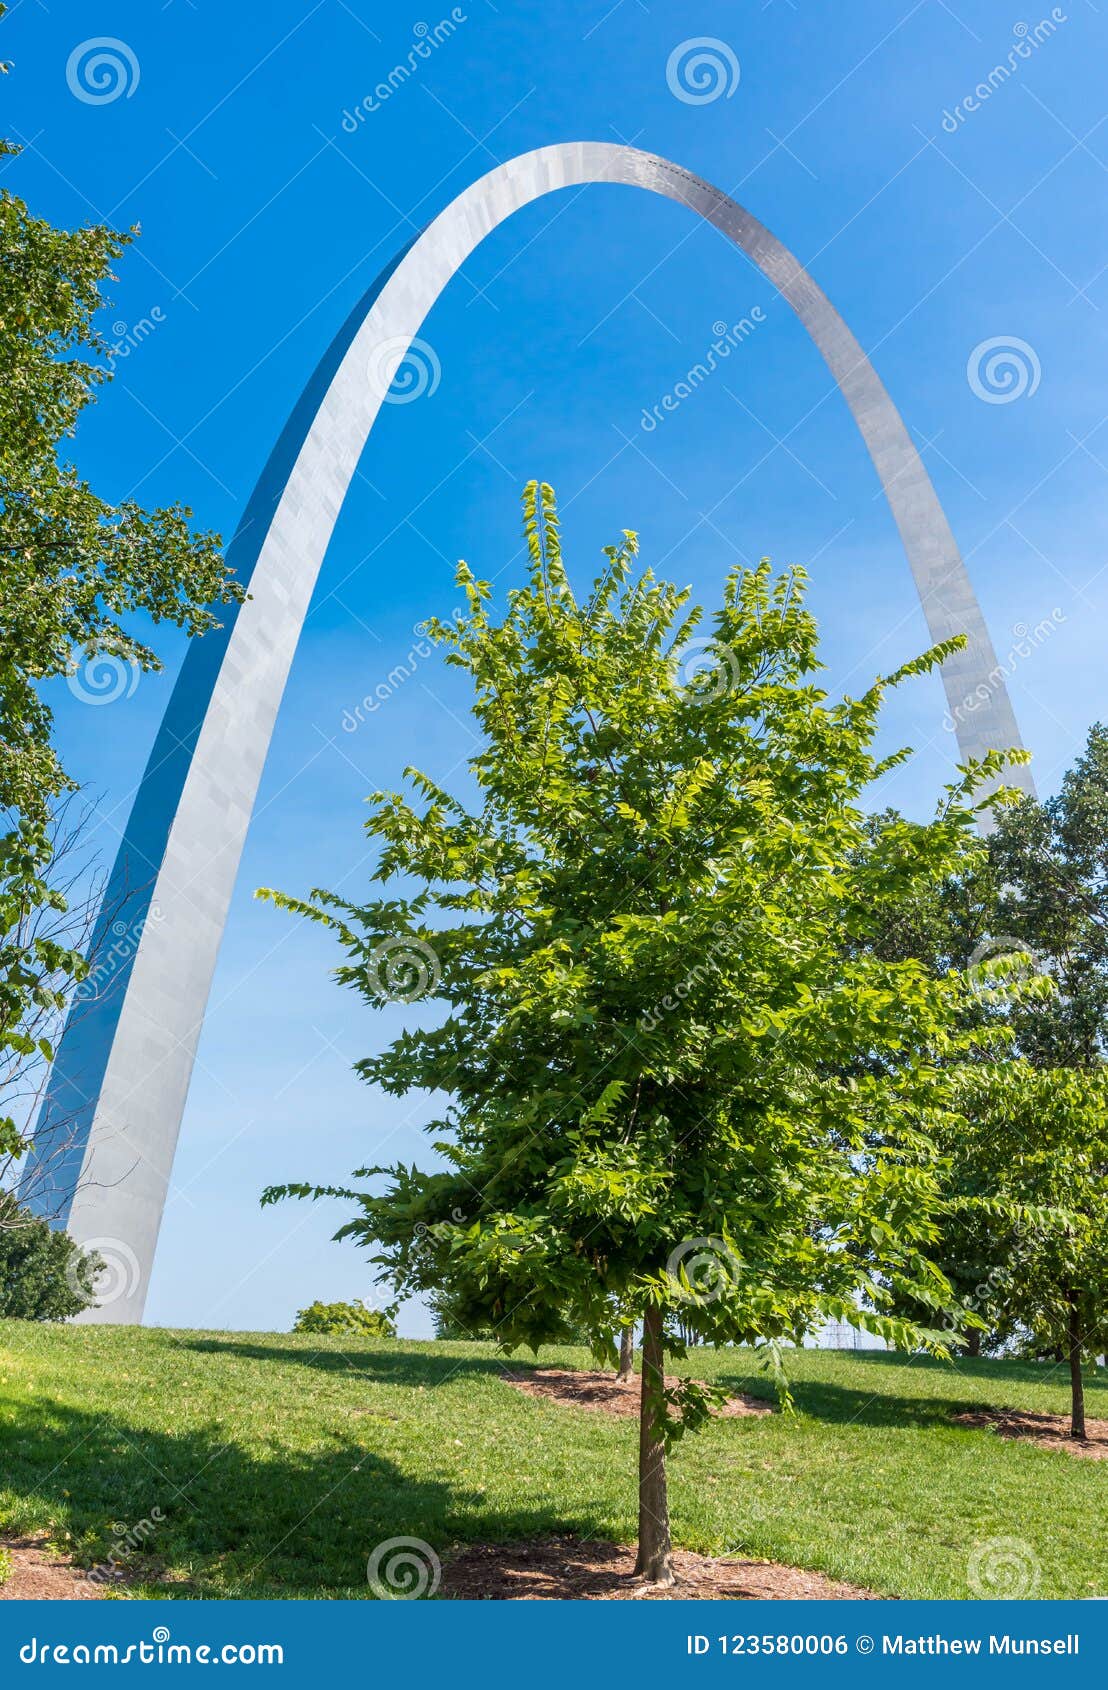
[5,0,1108,1333]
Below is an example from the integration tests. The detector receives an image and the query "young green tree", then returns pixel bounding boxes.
[262,484,1011,1586]
[987,723,1108,1070]
[862,728,1108,1355]
[946,1065,1108,1437]
[864,722,1108,1068]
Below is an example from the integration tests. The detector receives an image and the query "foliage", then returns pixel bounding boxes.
[0,1193,96,1319]
[0,1545,11,1587]
[263,485,1015,1369]
[945,1063,1108,1429]
[292,1299,395,1338]
[0,820,86,1164]
[430,1287,594,1345]
[986,723,1108,1069]
[865,724,1108,1356]
[429,1291,498,1341]
[0,114,238,824]
[866,722,1108,1068]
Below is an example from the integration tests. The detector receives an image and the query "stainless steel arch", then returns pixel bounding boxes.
[25,142,1032,1323]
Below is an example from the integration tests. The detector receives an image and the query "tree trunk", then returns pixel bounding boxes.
[634,1303,674,1586]
[617,1324,634,1383]
[963,1326,982,1359]
[1067,1289,1086,1440]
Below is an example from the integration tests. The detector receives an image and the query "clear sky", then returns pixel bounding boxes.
[4,0,1107,1334]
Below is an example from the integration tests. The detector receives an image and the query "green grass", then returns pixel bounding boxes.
[0,1322,1104,1599]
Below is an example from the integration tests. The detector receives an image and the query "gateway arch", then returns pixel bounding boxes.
[24,142,1032,1322]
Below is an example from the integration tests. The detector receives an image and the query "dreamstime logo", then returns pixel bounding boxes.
[672,637,739,702]
[639,919,739,1034]
[356,1282,396,1314]
[67,650,141,706]
[967,336,1041,403]
[640,310,766,431]
[67,1237,142,1309]
[104,308,166,372]
[967,933,1044,999]
[967,1536,1041,1598]
[942,1220,1046,1335]
[74,907,164,1004]
[368,336,441,405]
[66,38,140,105]
[414,1206,467,1238]
[666,37,740,105]
[940,13,1068,133]
[943,609,1064,731]
[366,1536,441,1599]
[340,616,454,731]
[666,1236,742,1305]
[340,11,467,127]
[84,1508,166,1587]
[368,935,442,1003]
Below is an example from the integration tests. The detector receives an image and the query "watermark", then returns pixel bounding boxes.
[941,1220,1048,1337]
[19,1630,283,1666]
[940,14,1067,132]
[414,1207,467,1237]
[66,649,141,706]
[74,907,164,1004]
[666,1237,743,1305]
[341,12,467,128]
[66,1236,141,1309]
[368,935,441,1003]
[967,1536,1041,1598]
[943,609,1063,730]
[966,932,1046,1002]
[673,637,740,702]
[368,335,441,405]
[104,308,166,373]
[341,620,436,730]
[84,1509,166,1588]
[639,919,741,1034]
[666,37,740,105]
[366,1535,441,1598]
[66,38,140,105]
[640,311,767,432]
[967,336,1041,403]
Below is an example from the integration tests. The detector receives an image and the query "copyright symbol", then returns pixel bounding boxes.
[856,1636,875,1655]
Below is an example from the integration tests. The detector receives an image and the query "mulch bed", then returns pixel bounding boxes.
[502,1367,774,1421]
[955,1407,1108,1459]
[0,1537,101,1601]
[440,1536,879,1600]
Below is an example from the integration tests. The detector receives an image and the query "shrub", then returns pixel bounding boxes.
[0,1194,97,1320]
[292,1299,395,1338]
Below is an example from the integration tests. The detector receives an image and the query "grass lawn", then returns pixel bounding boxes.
[0,1322,1104,1599]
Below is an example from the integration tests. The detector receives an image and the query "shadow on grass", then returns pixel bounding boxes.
[710,1374,956,1429]
[0,1390,605,1599]
[712,1348,1107,1430]
[179,1335,519,1387]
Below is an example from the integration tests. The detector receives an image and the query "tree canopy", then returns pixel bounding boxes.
[262,483,1019,1581]
[0,122,236,823]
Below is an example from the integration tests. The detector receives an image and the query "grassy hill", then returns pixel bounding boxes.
[0,1322,1104,1599]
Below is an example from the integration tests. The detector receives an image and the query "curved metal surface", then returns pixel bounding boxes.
[24,141,1032,1322]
